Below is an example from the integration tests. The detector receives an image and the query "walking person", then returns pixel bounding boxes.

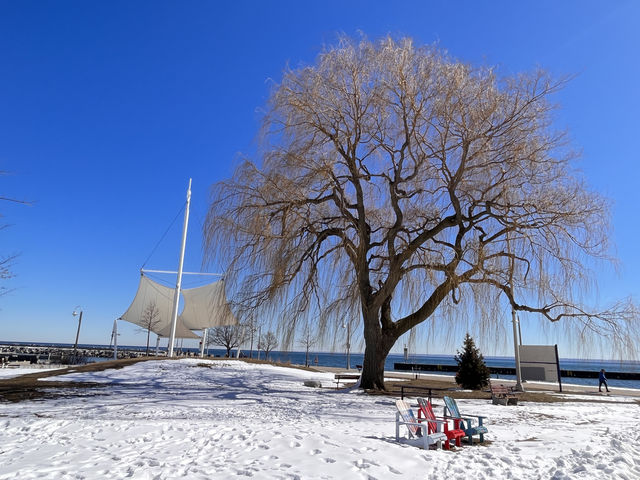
[598,368,610,393]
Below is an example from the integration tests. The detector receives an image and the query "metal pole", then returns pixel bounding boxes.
[73,311,83,358]
[141,269,223,276]
[112,319,118,360]
[168,178,192,357]
[555,344,563,393]
[506,232,524,392]
[512,308,524,391]
[305,327,310,367]
[236,325,245,358]
[200,329,207,358]
[249,319,254,359]
[346,321,351,370]
[517,315,523,345]
[256,326,261,360]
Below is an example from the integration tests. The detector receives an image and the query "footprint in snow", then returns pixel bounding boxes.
[310,449,322,455]
[322,439,340,447]
[234,469,254,477]
[354,459,378,469]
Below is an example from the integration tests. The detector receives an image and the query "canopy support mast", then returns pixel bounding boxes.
[168,178,192,357]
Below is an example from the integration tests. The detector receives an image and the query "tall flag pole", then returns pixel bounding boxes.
[168,178,192,357]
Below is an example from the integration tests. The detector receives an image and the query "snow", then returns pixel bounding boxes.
[1,358,639,479]
[0,367,63,379]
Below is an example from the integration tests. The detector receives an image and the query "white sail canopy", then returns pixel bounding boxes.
[154,320,200,339]
[120,274,237,338]
[179,280,236,329]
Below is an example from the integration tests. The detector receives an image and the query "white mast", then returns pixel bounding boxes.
[199,328,208,358]
[168,178,192,357]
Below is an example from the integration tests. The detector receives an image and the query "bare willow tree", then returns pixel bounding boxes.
[206,324,248,357]
[140,301,161,356]
[205,36,637,390]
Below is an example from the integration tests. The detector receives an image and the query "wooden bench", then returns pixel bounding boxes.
[400,385,446,403]
[490,384,518,405]
[334,373,361,389]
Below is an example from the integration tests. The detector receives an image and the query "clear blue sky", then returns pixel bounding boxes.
[1,1,638,357]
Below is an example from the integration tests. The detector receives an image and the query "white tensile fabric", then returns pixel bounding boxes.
[120,274,236,339]
[153,319,201,339]
[179,280,237,329]
[120,274,177,335]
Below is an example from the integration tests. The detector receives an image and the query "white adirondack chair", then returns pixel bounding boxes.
[395,399,446,449]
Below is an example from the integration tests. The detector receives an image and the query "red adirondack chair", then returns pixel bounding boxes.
[417,397,465,450]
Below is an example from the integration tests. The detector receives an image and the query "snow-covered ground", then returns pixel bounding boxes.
[0,367,64,379]
[1,359,639,479]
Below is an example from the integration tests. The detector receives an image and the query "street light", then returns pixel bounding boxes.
[71,306,83,361]
[342,320,351,370]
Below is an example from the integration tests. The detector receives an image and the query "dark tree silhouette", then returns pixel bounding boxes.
[260,331,278,360]
[455,333,491,390]
[206,325,248,357]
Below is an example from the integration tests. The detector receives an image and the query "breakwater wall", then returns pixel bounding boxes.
[0,344,158,365]
[394,362,640,380]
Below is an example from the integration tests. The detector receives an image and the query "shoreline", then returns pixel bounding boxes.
[2,341,639,396]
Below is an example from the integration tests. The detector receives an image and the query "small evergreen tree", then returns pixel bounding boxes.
[454,333,491,390]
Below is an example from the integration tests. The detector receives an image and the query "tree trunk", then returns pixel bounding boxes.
[359,310,396,390]
[146,329,151,356]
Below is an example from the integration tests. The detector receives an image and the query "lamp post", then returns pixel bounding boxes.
[72,307,83,361]
[342,320,351,370]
